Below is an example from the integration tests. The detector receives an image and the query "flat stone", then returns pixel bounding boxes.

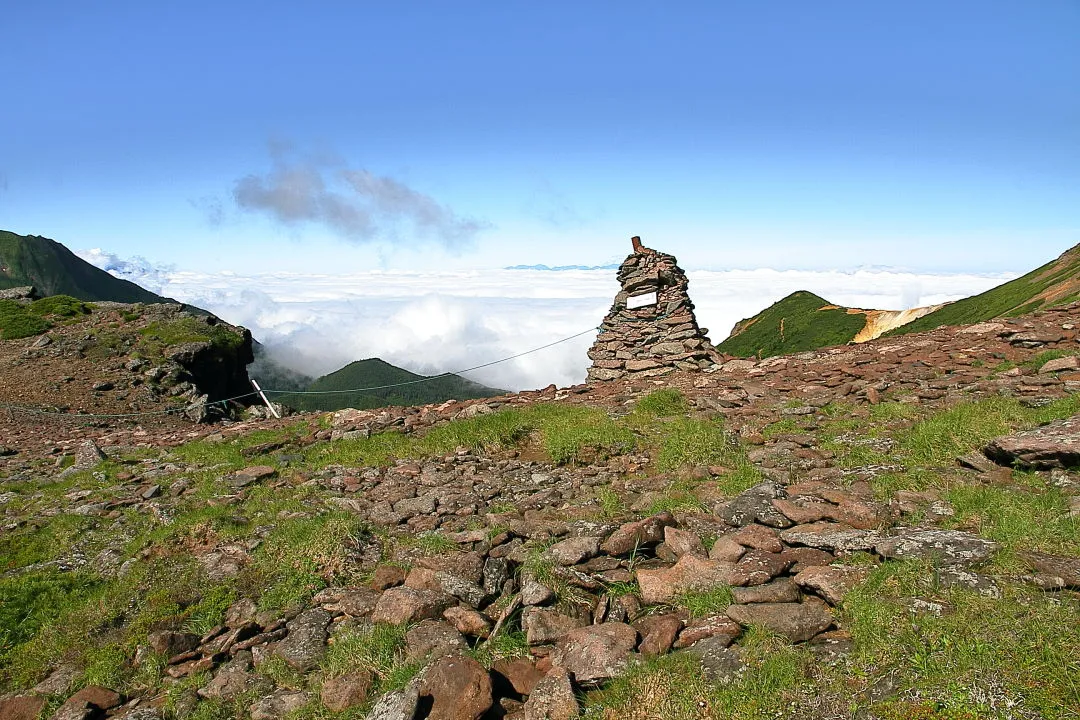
[249,690,309,720]
[717,482,793,528]
[780,546,836,573]
[726,602,834,643]
[663,526,707,557]
[1040,356,1080,374]
[708,536,746,562]
[731,549,792,586]
[673,615,742,649]
[794,565,871,605]
[229,465,276,487]
[771,497,832,524]
[552,622,638,685]
[731,577,801,604]
[521,607,587,645]
[372,587,454,625]
[546,536,601,566]
[636,554,739,604]
[985,415,1080,469]
[874,528,997,567]
[682,637,746,683]
[1017,550,1080,590]
[780,522,881,553]
[729,524,783,553]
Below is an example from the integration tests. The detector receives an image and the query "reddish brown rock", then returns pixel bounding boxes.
[729,524,783,553]
[730,550,792,586]
[552,622,638,685]
[794,565,871,605]
[663,526,707,557]
[372,586,454,625]
[730,577,801,604]
[708,536,746,562]
[443,606,493,637]
[418,655,493,720]
[636,554,739,604]
[633,614,683,656]
[321,670,374,712]
[780,546,836,574]
[522,667,579,720]
[371,565,407,591]
[601,512,676,555]
[521,607,587,645]
[0,696,46,720]
[673,615,742,649]
[493,657,545,696]
[985,416,1080,469]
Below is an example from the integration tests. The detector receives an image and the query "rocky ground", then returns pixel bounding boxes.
[2,305,1080,719]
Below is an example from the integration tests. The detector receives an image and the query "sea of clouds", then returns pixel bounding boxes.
[76,249,1014,392]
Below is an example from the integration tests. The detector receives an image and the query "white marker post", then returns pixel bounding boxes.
[250,379,281,419]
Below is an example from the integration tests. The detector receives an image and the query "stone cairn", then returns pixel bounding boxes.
[587,236,721,381]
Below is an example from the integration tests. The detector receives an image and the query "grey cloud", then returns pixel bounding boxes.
[232,151,486,247]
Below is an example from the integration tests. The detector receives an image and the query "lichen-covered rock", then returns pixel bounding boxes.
[874,528,997,567]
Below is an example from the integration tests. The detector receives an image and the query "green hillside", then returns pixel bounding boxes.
[716,291,867,359]
[271,358,505,411]
[885,243,1080,337]
[0,230,170,304]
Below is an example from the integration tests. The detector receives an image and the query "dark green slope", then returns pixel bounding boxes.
[716,291,866,359]
[273,358,506,412]
[885,243,1080,337]
[0,230,170,303]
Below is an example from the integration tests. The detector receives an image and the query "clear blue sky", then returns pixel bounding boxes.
[1,1,1077,273]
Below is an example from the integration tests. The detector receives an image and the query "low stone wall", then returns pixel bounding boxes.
[587,237,720,381]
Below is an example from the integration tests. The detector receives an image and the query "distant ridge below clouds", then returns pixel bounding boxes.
[505,263,621,271]
[75,249,1014,391]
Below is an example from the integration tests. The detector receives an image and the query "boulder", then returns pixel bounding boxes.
[249,691,309,720]
[874,528,997,567]
[321,670,374,712]
[726,602,833,643]
[552,622,638,685]
[985,416,1080,469]
[794,565,870,605]
[274,608,330,672]
[417,655,493,720]
[636,554,738,604]
[718,482,793,528]
[522,667,580,720]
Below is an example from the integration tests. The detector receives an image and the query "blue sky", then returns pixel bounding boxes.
[2,1,1078,274]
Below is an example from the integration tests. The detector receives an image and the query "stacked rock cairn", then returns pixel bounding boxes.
[587,236,721,382]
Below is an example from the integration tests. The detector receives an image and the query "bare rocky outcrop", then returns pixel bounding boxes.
[587,237,720,381]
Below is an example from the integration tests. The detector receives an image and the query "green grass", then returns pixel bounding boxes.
[250,514,374,613]
[306,403,634,469]
[945,481,1080,560]
[675,586,734,619]
[137,316,246,358]
[886,244,1080,337]
[716,290,867,359]
[321,623,419,692]
[843,561,1080,718]
[584,628,810,720]
[634,388,690,418]
[898,395,1080,467]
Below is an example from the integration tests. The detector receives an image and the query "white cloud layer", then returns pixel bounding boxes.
[76,250,1014,391]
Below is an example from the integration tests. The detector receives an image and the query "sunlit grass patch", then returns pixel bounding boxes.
[842,561,1080,717]
[322,622,418,693]
[675,586,733,619]
[945,483,1080,559]
[251,513,374,614]
[634,388,690,418]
